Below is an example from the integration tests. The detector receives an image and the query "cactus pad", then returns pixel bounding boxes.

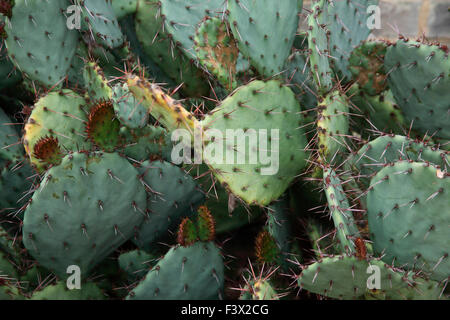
[384,40,450,139]
[201,80,309,206]
[127,242,224,300]
[5,0,79,87]
[367,161,450,282]
[23,90,91,171]
[194,17,238,90]
[298,255,444,300]
[228,0,299,78]
[22,152,147,278]
[132,160,205,250]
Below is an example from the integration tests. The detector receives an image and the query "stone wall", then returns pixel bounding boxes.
[301,0,450,44]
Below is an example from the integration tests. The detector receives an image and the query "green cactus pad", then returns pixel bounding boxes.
[67,42,88,88]
[5,0,79,87]
[193,164,263,234]
[326,0,379,80]
[30,281,104,300]
[111,0,138,20]
[0,41,21,89]
[0,248,22,298]
[194,17,238,90]
[323,167,360,254]
[240,279,280,300]
[347,134,448,189]
[0,225,19,257]
[367,161,450,282]
[0,285,22,300]
[120,125,174,162]
[134,0,209,97]
[83,62,113,101]
[118,249,157,283]
[0,159,34,224]
[0,250,17,279]
[0,107,23,162]
[317,90,350,163]
[160,0,225,60]
[112,82,148,129]
[305,217,339,258]
[19,265,52,293]
[298,255,445,300]
[127,242,224,300]
[80,0,124,49]
[267,198,291,254]
[307,0,333,93]
[132,160,205,250]
[384,40,450,139]
[201,80,309,206]
[23,90,91,171]
[22,152,147,278]
[348,85,405,135]
[228,0,299,78]
[284,52,317,112]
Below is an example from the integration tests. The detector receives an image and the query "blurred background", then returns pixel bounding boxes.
[301,0,450,44]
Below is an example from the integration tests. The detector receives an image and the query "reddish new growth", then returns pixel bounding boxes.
[197,205,215,242]
[86,100,115,134]
[33,136,62,167]
[0,22,6,39]
[177,217,197,247]
[254,230,279,264]
[355,238,367,261]
[86,100,120,151]
[0,1,13,18]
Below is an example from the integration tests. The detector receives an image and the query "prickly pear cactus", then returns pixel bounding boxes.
[194,17,239,90]
[127,242,224,300]
[200,80,309,206]
[298,255,445,300]
[30,281,104,300]
[347,134,449,188]
[112,82,148,129]
[307,0,333,93]
[384,40,450,139]
[79,0,124,49]
[23,90,91,171]
[132,160,205,250]
[228,0,300,77]
[317,91,350,163]
[367,161,449,282]
[326,0,379,80]
[159,0,225,60]
[23,152,147,278]
[0,107,22,162]
[349,41,388,96]
[0,0,448,303]
[5,0,79,87]
[323,167,360,254]
[134,0,210,97]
